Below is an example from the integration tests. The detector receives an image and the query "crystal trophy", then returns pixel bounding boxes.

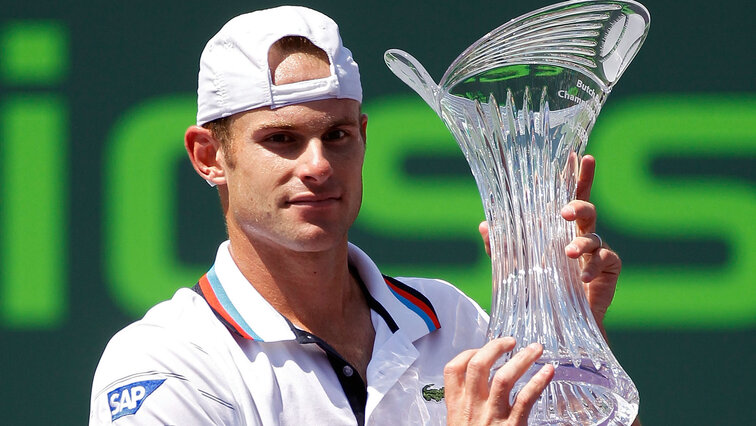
[385,1,650,424]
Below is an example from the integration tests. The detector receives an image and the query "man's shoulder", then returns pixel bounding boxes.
[387,275,489,324]
[108,287,220,346]
[389,275,485,306]
[384,275,489,370]
[388,275,465,295]
[349,242,489,327]
[91,288,232,391]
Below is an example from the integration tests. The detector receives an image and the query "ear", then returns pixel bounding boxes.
[184,125,227,186]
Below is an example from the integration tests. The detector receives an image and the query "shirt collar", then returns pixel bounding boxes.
[194,241,441,343]
[347,243,441,342]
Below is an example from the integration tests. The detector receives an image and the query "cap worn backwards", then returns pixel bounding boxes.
[196,5,362,126]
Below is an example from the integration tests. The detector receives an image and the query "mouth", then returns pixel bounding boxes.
[286,193,341,207]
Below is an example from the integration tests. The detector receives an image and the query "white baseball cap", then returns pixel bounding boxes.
[196,5,362,126]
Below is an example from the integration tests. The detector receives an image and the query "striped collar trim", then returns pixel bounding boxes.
[196,266,264,341]
[382,275,440,333]
[191,241,297,343]
[347,243,442,341]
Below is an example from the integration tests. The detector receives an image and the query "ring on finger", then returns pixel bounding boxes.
[589,232,603,249]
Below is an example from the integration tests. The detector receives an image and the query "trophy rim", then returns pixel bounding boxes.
[438,0,651,93]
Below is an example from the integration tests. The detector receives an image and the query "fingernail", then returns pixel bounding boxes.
[562,205,576,216]
[527,342,541,350]
[567,244,578,253]
[539,364,554,376]
[581,271,591,282]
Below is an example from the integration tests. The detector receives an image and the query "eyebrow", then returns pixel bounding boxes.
[326,116,361,128]
[256,122,296,131]
[256,115,360,131]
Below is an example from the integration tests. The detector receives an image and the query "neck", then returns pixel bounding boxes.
[225,227,376,383]
[226,229,357,331]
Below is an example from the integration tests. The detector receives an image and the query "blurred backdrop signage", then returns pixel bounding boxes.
[1,1,754,424]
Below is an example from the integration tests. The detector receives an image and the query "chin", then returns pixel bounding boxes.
[289,230,347,253]
[247,220,342,253]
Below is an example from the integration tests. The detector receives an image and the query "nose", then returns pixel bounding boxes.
[296,139,332,183]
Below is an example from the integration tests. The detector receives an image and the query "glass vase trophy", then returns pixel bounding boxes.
[385,1,650,424]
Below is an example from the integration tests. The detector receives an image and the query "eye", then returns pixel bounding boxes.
[323,129,347,141]
[265,133,294,143]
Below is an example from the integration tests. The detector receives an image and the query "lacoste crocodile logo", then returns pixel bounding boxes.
[422,384,444,402]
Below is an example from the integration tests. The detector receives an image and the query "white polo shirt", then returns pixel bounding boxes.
[89,242,489,425]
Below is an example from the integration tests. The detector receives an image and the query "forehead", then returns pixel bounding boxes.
[232,98,362,133]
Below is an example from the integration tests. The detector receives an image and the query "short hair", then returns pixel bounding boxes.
[202,36,330,166]
[270,35,329,64]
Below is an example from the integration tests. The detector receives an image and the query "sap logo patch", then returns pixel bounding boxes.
[108,379,166,420]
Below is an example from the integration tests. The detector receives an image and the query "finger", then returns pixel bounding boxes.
[488,343,544,418]
[479,221,491,257]
[576,155,596,201]
[580,247,621,283]
[564,233,603,259]
[509,364,555,421]
[464,338,517,402]
[443,337,515,403]
[561,200,597,234]
[443,348,478,403]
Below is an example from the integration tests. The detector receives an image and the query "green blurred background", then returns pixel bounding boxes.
[1,0,754,424]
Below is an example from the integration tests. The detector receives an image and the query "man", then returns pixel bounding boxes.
[89,6,622,425]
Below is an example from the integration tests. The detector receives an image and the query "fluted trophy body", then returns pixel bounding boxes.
[385,1,650,424]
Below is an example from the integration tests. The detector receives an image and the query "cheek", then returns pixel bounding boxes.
[229,151,285,187]
[349,159,365,205]
[225,166,263,206]
[342,155,364,187]
[350,146,366,176]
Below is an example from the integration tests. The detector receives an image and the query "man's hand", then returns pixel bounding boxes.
[559,155,620,327]
[444,338,554,425]
[477,155,621,328]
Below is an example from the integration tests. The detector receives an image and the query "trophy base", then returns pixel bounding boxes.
[511,359,638,425]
